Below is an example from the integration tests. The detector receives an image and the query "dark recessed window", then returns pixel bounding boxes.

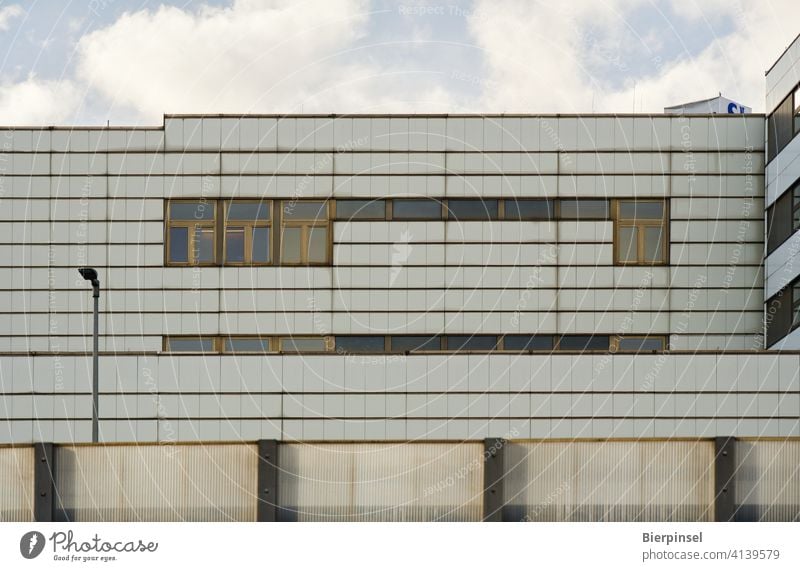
[335,336,386,353]
[447,199,499,220]
[226,201,270,220]
[169,201,214,220]
[168,227,189,263]
[618,201,664,220]
[447,335,498,351]
[336,200,386,220]
[767,288,792,348]
[166,337,214,352]
[616,336,664,352]
[390,335,442,352]
[224,337,271,353]
[768,92,796,163]
[503,335,554,351]
[558,335,609,351]
[767,190,793,254]
[393,199,442,220]
[504,199,554,220]
[559,199,608,219]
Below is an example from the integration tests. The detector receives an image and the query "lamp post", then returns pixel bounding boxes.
[78,268,100,443]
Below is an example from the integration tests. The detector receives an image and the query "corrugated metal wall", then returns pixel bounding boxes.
[503,440,715,521]
[0,446,34,521]
[736,440,800,521]
[54,444,258,521]
[4,440,800,522]
[277,442,484,521]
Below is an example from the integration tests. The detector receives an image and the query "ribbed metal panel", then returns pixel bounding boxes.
[503,440,714,521]
[54,444,257,521]
[736,440,800,521]
[278,443,483,521]
[0,447,34,522]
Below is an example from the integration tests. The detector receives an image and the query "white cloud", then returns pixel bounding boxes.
[0,76,81,125]
[0,4,23,32]
[468,0,800,113]
[0,0,796,124]
[76,0,457,121]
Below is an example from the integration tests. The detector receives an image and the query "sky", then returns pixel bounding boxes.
[0,0,797,125]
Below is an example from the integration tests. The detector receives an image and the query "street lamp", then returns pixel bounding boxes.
[78,267,100,443]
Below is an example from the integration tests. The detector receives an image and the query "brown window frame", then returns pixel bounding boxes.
[165,200,217,266]
[613,199,668,265]
[223,200,272,265]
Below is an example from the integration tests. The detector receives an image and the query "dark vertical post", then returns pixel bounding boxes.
[483,437,506,522]
[92,286,99,443]
[714,437,737,522]
[33,443,56,522]
[257,440,279,522]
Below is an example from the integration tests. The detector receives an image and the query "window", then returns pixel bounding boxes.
[795,85,800,134]
[163,333,666,353]
[335,200,386,220]
[389,335,442,352]
[505,199,554,220]
[447,199,499,220]
[768,90,797,163]
[764,275,800,347]
[503,335,553,351]
[165,337,216,352]
[612,336,665,352]
[392,199,442,220]
[557,335,609,351]
[614,200,667,264]
[224,201,271,264]
[280,337,329,352]
[446,335,498,351]
[794,184,800,233]
[281,200,329,264]
[766,188,799,254]
[335,336,386,353]
[167,199,334,266]
[166,201,216,264]
[559,199,608,219]
[766,288,792,347]
[224,337,272,353]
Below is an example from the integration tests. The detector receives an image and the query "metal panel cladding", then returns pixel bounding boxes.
[53,444,257,521]
[735,439,800,521]
[502,440,714,521]
[0,446,34,522]
[277,442,484,521]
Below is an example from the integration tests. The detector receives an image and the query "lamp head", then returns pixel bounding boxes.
[78,267,100,288]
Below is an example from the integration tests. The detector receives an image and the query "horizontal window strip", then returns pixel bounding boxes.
[162,334,668,355]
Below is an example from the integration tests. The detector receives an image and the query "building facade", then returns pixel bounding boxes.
[765,33,800,349]
[2,36,800,444]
